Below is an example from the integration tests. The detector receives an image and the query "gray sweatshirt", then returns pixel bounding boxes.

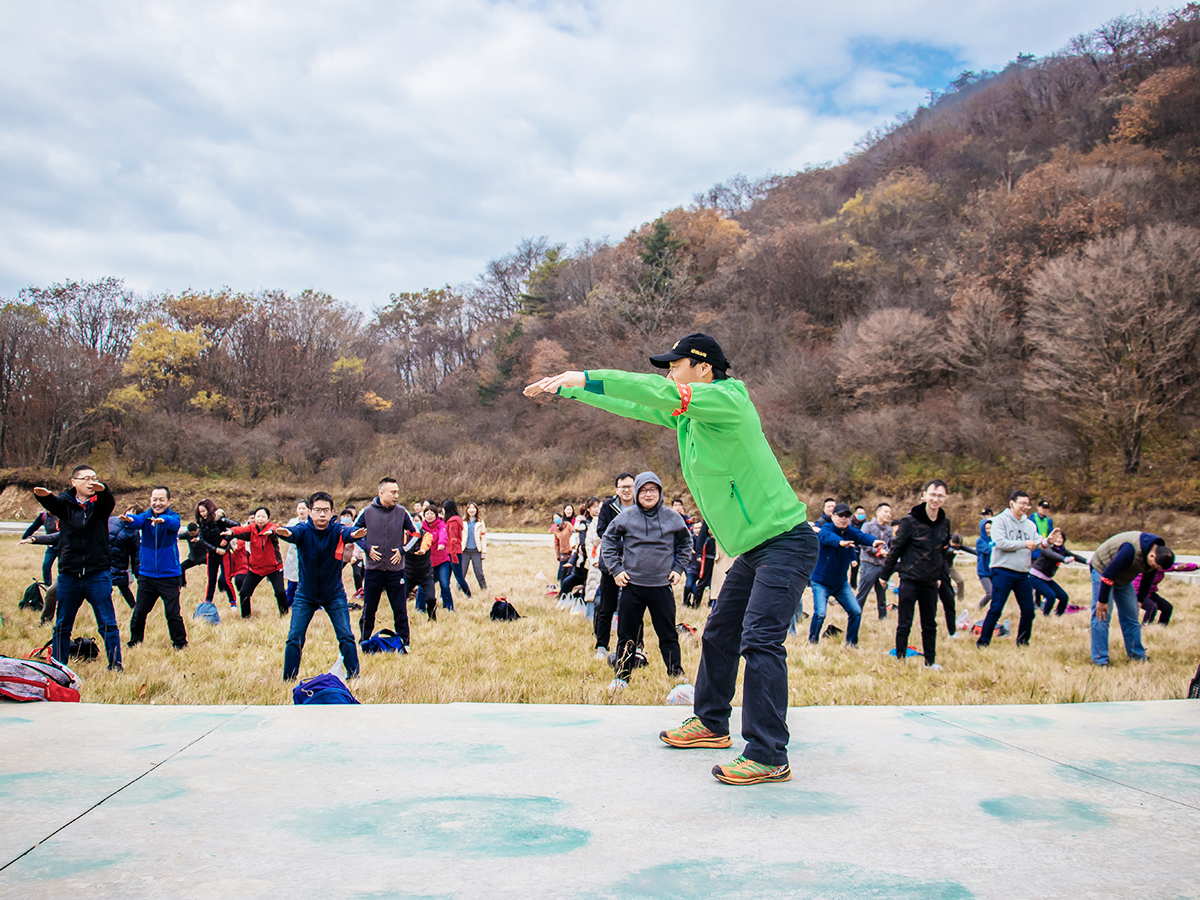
[988,508,1044,573]
[600,471,692,587]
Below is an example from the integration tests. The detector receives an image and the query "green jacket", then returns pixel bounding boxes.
[558,370,806,557]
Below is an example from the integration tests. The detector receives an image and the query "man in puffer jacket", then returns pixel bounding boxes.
[1089,531,1173,665]
[600,471,692,690]
[124,486,187,651]
[879,479,952,669]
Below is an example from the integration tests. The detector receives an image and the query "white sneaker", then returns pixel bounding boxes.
[926,663,944,671]
[948,632,961,639]
[607,678,628,692]
[594,647,609,660]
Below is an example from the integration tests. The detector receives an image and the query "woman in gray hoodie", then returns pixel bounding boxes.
[600,471,692,691]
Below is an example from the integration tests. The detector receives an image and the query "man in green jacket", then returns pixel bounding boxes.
[525,333,818,785]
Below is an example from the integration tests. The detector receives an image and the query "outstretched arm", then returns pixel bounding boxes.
[526,370,675,428]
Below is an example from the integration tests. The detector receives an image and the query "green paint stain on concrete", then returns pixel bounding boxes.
[1056,760,1200,795]
[0,715,34,725]
[106,775,189,807]
[0,771,123,802]
[289,794,589,857]
[979,796,1109,829]
[3,848,131,884]
[348,893,454,900]
[1121,725,1200,743]
[596,860,973,900]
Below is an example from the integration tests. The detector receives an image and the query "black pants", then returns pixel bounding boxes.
[408,559,436,620]
[593,571,620,649]
[855,561,888,618]
[560,566,588,597]
[937,578,957,635]
[361,568,408,643]
[240,570,288,617]
[113,575,135,609]
[896,579,938,666]
[206,553,236,604]
[1142,592,1173,625]
[614,584,682,682]
[352,561,364,593]
[130,575,187,649]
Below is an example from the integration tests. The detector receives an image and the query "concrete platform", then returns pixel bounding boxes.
[1,700,1198,899]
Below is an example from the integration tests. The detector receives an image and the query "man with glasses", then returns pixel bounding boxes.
[32,466,123,670]
[592,472,637,660]
[275,492,367,681]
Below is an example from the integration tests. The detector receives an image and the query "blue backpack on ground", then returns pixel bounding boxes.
[361,629,407,654]
[193,601,220,625]
[292,673,360,705]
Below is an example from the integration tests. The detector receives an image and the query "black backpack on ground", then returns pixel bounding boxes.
[69,637,100,661]
[1189,662,1200,700]
[490,597,520,621]
[19,580,45,612]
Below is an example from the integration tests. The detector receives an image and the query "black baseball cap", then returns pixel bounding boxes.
[833,503,852,516]
[650,333,730,373]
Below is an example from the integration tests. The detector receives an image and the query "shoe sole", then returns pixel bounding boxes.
[712,763,792,785]
[659,732,733,749]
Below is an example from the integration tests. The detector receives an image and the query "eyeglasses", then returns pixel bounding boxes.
[310,507,334,514]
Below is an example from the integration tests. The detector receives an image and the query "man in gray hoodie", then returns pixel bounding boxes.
[354,477,418,645]
[600,471,692,691]
[977,490,1060,648]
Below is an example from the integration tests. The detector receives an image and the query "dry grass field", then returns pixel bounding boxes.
[1,534,1197,706]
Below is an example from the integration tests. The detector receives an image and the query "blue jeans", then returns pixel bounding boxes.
[978,567,1035,646]
[55,569,121,669]
[433,561,453,611]
[42,545,59,585]
[694,524,818,768]
[1033,577,1070,616]
[449,557,472,596]
[809,581,862,645]
[284,587,360,680]
[1090,569,1146,665]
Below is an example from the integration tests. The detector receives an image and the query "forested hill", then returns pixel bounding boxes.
[4,7,1200,513]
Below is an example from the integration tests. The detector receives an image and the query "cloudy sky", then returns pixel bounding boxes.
[0,0,1140,309]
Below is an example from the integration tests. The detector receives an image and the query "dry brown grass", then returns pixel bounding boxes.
[2,535,1197,706]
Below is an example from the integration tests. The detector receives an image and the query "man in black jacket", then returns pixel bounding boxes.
[32,465,122,670]
[879,479,952,670]
[592,472,636,659]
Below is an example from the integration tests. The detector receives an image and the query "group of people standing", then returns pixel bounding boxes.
[23,467,489,682]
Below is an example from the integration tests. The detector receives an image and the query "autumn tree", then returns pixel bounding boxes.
[1026,223,1200,473]
[836,308,947,404]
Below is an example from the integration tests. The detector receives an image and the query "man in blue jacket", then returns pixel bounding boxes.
[122,486,187,650]
[810,503,885,646]
[1089,531,1173,666]
[32,466,122,669]
[276,491,367,681]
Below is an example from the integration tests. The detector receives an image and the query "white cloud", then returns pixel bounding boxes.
[0,0,1142,307]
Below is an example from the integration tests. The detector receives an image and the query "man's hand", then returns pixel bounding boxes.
[390,548,402,565]
[274,526,292,538]
[216,548,226,556]
[151,517,164,526]
[839,539,854,548]
[1095,601,1109,620]
[350,527,367,540]
[669,571,680,585]
[220,529,232,536]
[523,371,585,397]
[19,537,32,544]
[369,545,382,561]
[33,486,51,497]
[119,514,134,524]
[1025,539,1040,550]
[614,571,630,587]
[873,540,886,551]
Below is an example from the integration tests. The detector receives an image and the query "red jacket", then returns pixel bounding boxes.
[228,522,283,575]
[445,515,464,561]
[227,537,250,577]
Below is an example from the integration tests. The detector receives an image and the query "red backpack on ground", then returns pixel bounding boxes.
[0,653,81,702]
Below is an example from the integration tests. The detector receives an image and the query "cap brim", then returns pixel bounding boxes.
[649,352,685,369]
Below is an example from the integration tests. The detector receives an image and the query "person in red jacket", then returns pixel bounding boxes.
[227,531,250,601]
[416,503,452,613]
[442,498,473,601]
[223,507,288,617]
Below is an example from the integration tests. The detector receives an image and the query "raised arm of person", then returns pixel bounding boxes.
[32,487,69,518]
[524,371,675,428]
[21,512,46,540]
[21,531,60,546]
